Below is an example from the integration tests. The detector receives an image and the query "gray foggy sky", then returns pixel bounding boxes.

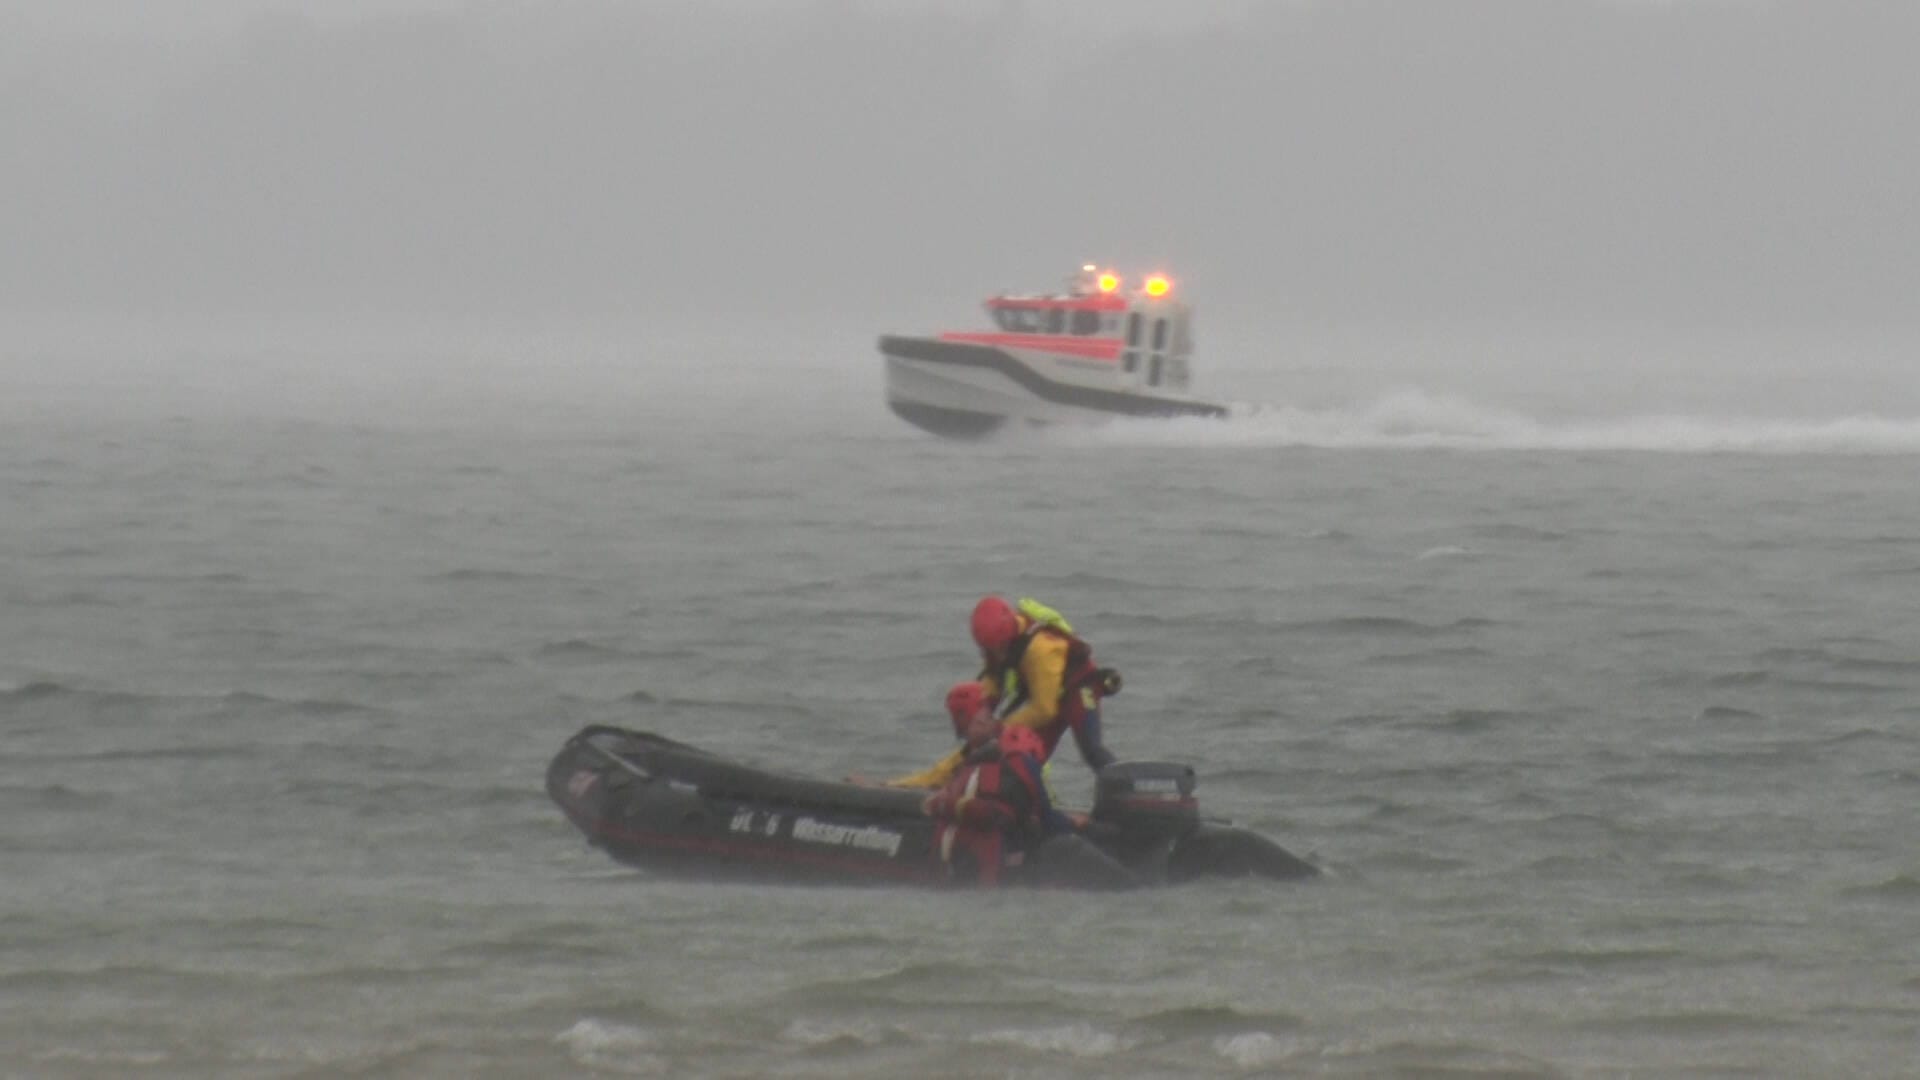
[4,0,1916,332]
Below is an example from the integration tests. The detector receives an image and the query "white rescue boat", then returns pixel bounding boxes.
[879,265,1228,438]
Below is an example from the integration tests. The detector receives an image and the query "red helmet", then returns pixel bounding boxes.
[970,596,1021,655]
[945,680,990,736]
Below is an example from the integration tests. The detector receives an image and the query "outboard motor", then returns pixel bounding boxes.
[1091,762,1199,843]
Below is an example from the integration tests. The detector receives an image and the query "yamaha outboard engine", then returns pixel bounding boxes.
[1091,761,1199,842]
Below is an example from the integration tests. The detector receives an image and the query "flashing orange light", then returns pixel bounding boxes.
[1096,272,1121,293]
[1143,275,1171,297]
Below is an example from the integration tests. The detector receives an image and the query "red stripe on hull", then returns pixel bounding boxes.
[936,332,1122,362]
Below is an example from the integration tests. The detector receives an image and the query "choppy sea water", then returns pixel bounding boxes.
[3,336,1918,1077]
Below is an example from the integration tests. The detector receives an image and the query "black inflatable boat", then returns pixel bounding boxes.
[546,725,1317,888]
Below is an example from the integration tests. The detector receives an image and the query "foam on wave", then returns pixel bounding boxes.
[1071,389,1920,453]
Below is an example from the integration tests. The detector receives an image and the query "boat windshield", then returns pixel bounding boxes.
[993,306,1105,336]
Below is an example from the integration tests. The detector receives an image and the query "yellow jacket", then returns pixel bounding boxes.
[884,631,1071,789]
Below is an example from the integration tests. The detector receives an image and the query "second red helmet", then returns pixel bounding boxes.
[970,596,1020,655]
[945,680,990,736]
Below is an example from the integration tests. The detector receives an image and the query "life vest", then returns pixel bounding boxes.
[941,738,1045,827]
[989,597,1099,712]
[931,737,1048,884]
[1017,597,1073,634]
[997,724,1046,762]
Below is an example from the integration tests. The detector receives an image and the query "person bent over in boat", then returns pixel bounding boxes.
[887,595,1120,790]
[921,681,1053,885]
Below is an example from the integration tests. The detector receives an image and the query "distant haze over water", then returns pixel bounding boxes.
[4,1,1918,332]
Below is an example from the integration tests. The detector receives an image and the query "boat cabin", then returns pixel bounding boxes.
[981,265,1195,392]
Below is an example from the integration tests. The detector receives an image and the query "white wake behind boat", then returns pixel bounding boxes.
[879,266,1229,438]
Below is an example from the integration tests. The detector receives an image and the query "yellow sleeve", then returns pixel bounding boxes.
[1000,633,1066,732]
[883,745,964,789]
